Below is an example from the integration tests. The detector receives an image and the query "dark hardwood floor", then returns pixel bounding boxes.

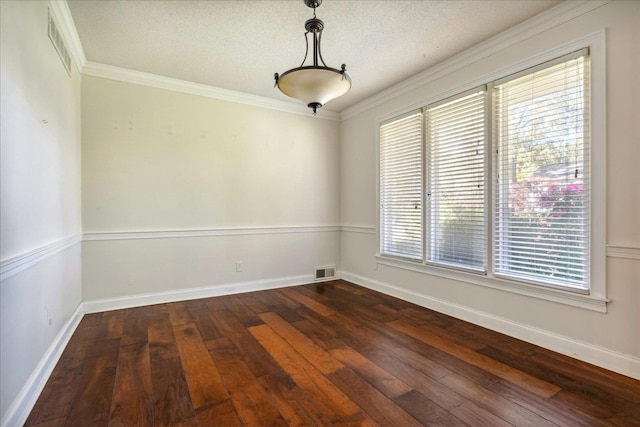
[26,280,640,426]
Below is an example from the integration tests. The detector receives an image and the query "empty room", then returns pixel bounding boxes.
[1,0,639,425]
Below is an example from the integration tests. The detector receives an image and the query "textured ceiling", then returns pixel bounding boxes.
[67,0,561,113]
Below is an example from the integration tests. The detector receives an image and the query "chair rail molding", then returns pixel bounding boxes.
[0,234,82,281]
[82,225,341,241]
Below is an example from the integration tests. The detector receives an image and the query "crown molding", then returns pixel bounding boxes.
[45,0,611,121]
[340,0,611,121]
[48,0,86,73]
[82,62,340,121]
[51,0,338,120]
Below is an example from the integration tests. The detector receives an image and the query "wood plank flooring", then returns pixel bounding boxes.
[26,280,640,426]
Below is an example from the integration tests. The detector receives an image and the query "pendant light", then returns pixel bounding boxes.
[274,0,351,114]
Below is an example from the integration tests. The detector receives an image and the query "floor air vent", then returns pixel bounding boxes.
[315,265,336,281]
[48,9,71,75]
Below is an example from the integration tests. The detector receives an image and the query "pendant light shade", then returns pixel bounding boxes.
[277,66,350,110]
[274,0,351,114]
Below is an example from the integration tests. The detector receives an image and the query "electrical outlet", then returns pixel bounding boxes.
[236,261,243,272]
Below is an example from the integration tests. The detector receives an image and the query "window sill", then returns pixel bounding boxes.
[375,255,608,312]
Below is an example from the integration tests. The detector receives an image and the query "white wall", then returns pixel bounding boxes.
[81,76,341,301]
[341,0,640,376]
[0,0,82,421]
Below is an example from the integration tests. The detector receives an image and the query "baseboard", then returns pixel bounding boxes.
[342,271,640,381]
[1,304,85,427]
[82,273,331,313]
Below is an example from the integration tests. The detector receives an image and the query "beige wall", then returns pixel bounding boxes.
[82,77,340,232]
[81,76,341,300]
[341,0,640,366]
[0,0,82,419]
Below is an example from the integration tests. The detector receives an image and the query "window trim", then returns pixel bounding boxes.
[375,31,607,312]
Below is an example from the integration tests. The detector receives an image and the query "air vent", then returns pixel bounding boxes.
[48,9,71,75]
[315,265,336,281]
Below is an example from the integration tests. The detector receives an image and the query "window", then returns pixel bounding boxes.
[426,90,486,271]
[379,50,592,293]
[380,112,423,260]
[493,52,590,290]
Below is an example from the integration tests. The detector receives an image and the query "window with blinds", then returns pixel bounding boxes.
[380,111,423,260]
[378,49,592,292]
[493,51,590,289]
[426,90,486,270]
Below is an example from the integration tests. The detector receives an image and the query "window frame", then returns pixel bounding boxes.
[375,32,607,312]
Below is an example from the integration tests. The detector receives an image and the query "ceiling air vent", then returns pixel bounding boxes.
[48,9,71,75]
[315,265,336,281]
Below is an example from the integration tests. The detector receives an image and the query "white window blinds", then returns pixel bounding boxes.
[426,90,486,270]
[380,111,423,260]
[493,52,590,289]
